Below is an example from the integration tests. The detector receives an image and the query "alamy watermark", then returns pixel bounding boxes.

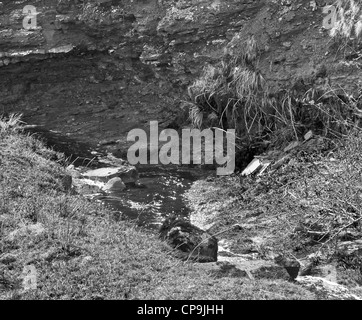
[20,3,348,32]
[126,121,235,175]
[322,2,342,30]
[22,265,37,291]
[22,5,37,30]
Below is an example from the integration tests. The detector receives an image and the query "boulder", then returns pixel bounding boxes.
[102,177,126,192]
[159,216,218,263]
[274,255,301,280]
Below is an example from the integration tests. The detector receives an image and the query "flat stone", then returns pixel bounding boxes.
[82,166,138,183]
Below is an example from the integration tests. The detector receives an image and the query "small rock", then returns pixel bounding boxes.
[241,158,262,176]
[102,177,126,192]
[274,255,301,280]
[159,216,218,263]
[304,130,313,141]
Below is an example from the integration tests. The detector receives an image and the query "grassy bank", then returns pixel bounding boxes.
[0,116,316,300]
[185,130,362,293]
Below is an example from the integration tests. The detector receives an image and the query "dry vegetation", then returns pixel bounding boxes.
[329,0,362,40]
[186,129,362,290]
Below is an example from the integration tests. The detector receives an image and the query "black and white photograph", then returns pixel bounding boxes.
[1,0,362,304]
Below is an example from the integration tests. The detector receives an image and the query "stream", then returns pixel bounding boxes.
[96,164,208,230]
[25,126,213,231]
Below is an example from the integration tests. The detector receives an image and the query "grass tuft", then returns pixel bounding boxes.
[187,34,362,166]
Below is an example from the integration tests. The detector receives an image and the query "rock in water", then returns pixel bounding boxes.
[159,216,218,263]
[103,177,126,192]
[82,166,138,184]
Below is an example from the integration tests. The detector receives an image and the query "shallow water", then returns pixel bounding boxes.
[26,127,212,230]
[97,165,210,230]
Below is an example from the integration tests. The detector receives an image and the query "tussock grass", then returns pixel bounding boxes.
[188,34,362,161]
[0,118,316,299]
[329,0,362,40]
[327,0,362,60]
[188,34,267,140]
[0,113,24,134]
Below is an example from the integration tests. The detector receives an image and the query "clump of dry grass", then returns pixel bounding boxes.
[188,34,362,157]
[0,113,24,134]
[329,0,362,40]
[188,34,271,143]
